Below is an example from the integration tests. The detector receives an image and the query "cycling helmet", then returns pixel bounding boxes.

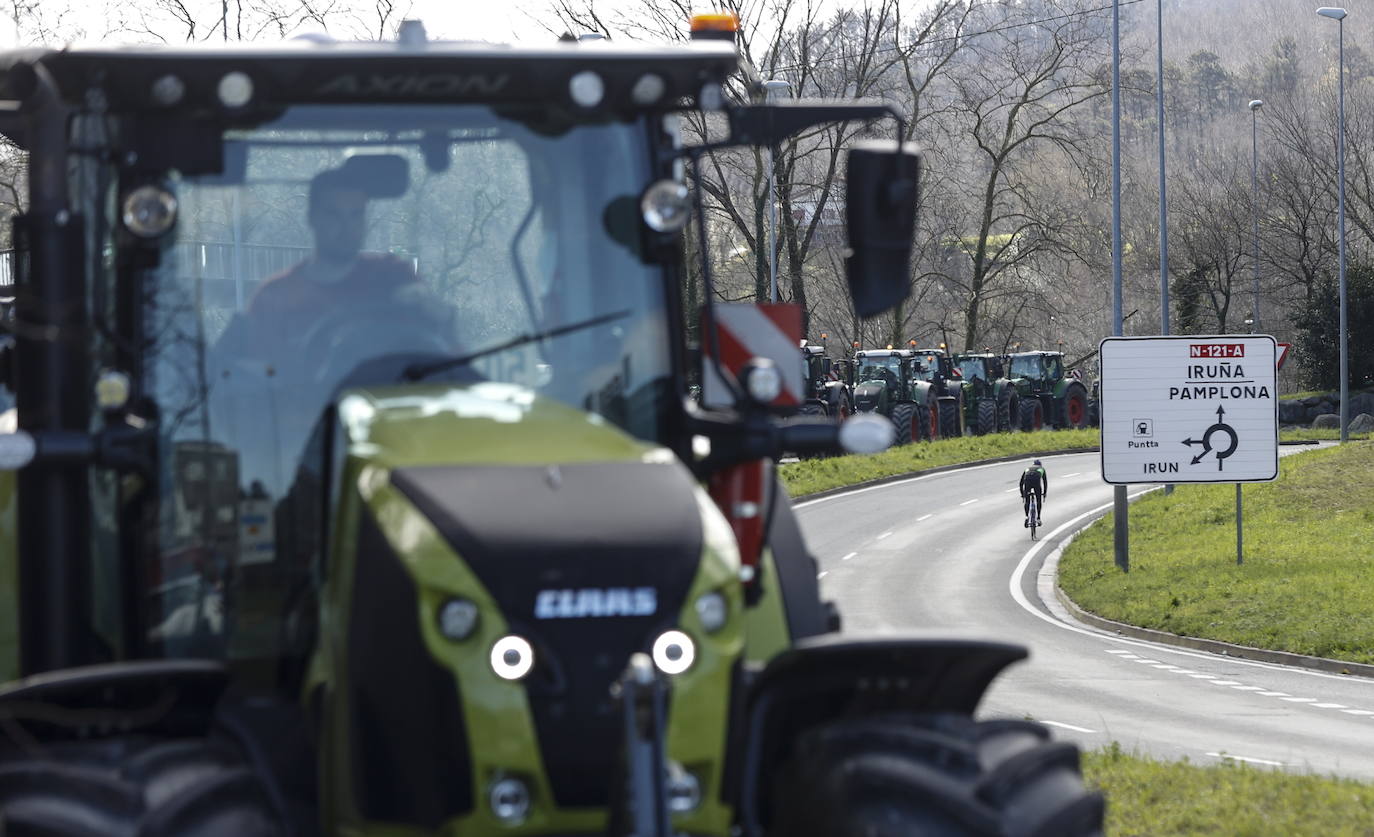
[1033,459,1042,465]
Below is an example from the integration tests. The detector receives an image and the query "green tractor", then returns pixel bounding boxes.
[952,352,1022,435]
[1006,350,1092,430]
[910,346,968,438]
[849,348,941,444]
[0,19,1102,837]
[798,342,852,423]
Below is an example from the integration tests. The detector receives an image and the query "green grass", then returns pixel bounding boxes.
[1059,442,1374,663]
[1281,427,1374,442]
[777,429,1099,498]
[1085,744,1374,835]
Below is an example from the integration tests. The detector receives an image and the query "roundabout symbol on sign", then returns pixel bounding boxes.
[1181,404,1238,471]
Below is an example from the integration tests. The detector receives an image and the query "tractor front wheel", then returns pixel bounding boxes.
[890,402,916,446]
[998,389,1017,432]
[1019,399,1044,432]
[975,397,997,436]
[937,397,961,440]
[769,713,1104,837]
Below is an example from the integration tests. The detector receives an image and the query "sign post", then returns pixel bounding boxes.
[1100,335,1279,565]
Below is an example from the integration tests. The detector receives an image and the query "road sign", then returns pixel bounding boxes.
[701,303,804,410]
[1277,342,1291,370]
[1100,335,1278,484]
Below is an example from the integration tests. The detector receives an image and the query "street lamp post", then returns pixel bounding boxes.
[1249,99,1263,333]
[762,79,790,303]
[1317,7,1349,443]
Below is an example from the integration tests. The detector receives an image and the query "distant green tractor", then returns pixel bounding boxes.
[910,347,967,438]
[849,349,938,444]
[952,353,1021,435]
[1006,351,1091,430]
[799,344,853,422]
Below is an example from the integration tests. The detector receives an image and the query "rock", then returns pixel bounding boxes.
[1312,413,1341,429]
[1349,392,1374,417]
[1302,395,1328,407]
[1349,413,1374,434]
[1278,401,1308,424]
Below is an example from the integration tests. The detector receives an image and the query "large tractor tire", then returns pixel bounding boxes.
[0,735,285,836]
[1019,399,1044,432]
[974,397,997,436]
[770,713,1104,837]
[1062,384,1089,429]
[937,396,961,440]
[997,389,1017,433]
[890,402,916,445]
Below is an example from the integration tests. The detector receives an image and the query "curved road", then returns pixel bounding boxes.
[796,449,1374,779]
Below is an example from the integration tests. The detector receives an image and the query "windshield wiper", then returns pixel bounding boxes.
[401,309,633,383]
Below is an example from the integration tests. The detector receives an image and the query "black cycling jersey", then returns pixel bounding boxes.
[1019,466,1047,497]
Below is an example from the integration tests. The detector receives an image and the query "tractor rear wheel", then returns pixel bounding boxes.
[1019,399,1044,432]
[890,402,916,446]
[0,734,285,836]
[1062,384,1089,429]
[770,713,1104,837]
[937,397,961,440]
[975,397,997,435]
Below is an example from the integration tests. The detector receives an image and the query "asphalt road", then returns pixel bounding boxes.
[795,448,1374,779]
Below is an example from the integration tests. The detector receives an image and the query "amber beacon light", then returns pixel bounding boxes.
[689,12,740,40]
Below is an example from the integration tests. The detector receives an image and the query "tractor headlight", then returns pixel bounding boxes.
[437,597,479,641]
[490,635,535,680]
[666,762,702,813]
[651,630,696,675]
[694,591,728,634]
[641,179,691,233]
[122,184,178,238]
[489,776,532,824]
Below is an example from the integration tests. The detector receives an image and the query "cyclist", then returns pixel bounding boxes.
[1019,459,1048,528]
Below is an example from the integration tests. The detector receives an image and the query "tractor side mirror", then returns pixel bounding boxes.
[820,357,832,378]
[844,140,921,319]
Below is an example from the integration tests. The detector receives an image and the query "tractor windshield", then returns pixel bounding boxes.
[1010,355,1047,381]
[856,356,902,383]
[955,358,988,381]
[88,105,671,668]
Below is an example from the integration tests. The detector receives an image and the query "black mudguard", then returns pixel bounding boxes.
[738,634,1028,830]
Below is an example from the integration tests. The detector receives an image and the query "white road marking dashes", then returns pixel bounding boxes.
[1044,720,1097,733]
[1208,752,1284,767]
[841,552,857,561]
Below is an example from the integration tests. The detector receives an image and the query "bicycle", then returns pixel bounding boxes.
[1026,492,1040,540]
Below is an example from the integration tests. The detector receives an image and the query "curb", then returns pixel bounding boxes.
[1054,586,1374,680]
[791,446,1101,502]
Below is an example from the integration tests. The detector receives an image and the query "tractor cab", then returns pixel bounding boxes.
[1005,351,1089,430]
[1008,351,1066,385]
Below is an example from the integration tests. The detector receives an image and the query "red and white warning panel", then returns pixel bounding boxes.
[1100,335,1278,485]
[700,303,804,410]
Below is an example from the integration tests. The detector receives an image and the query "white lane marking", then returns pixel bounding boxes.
[1010,495,1374,686]
[1342,709,1374,716]
[1189,674,1218,679]
[841,552,858,561]
[1043,720,1097,733]
[1063,472,1082,477]
[1281,697,1317,703]
[817,571,828,579]
[1259,691,1289,697]
[1313,703,1347,709]
[876,531,893,540]
[917,514,933,522]
[960,498,979,506]
[1211,680,1242,686]
[1106,649,1134,655]
[795,453,1099,507]
[1231,686,1265,691]
[1134,658,1161,664]
[1151,664,1181,670]
[1207,752,1284,767]
[1004,488,1019,493]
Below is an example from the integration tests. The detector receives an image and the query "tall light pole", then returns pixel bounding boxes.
[1157,0,1169,337]
[1112,0,1128,572]
[1249,99,1263,332]
[762,78,790,303]
[1317,7,1348,443]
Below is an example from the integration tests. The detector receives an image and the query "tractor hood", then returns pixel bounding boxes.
[330,381,741,817]
[852,380,887,411]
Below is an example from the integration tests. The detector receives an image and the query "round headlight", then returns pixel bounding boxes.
[641,180,691,233]
[122,185,178,238]
[694,591,728,633]
[838,412,897,455]
[743,360,782,404]
[569,71,605,108]
[437,598,480,641]
[490,635,535,680]
[489,776,531,824]
[631,73,667,106]
[651,630,696,675]
[217,71,254,108]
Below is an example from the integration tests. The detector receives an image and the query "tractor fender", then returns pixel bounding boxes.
[762,480,832,643]
[738,635,1028,830]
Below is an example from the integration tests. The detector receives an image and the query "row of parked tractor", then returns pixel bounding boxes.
[800,340,1098,444]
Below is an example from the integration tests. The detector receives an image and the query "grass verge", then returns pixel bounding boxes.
[1059,442,1374,663]
[777,428,1099,498]
[1085,744,1374,835]
[1281,427,1374,442]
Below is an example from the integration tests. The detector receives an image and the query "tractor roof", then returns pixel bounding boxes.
[855,349,913,358]
[0,37,737,124]
[1007,351,1064,359]
[800,345,826,356]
